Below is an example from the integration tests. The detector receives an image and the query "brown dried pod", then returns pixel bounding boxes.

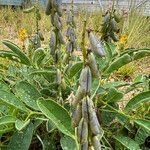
[82,97,89,122]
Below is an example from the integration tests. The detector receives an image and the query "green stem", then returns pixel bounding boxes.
[25,111,43,121]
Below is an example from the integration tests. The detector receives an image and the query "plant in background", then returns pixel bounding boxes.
[19,28,28,50]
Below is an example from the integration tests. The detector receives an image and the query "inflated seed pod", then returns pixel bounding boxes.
[67,10,72,25]
[58,31,65,44]
[77,118,88,144]
[55,49,60,64]
[89,32,105,57]
[36,9,41,20]
[66,26,71,37]
[110,32,119,42]
[102,13,110,25]
[49,31,56,55]
[38,32,44,41]
[72,103,82,127]
[82,97,89,121]
[53,12,62,30]
[92,136,101,150]
[80,142,88,150]
[33,34,41,49]
[79,66,92,94]
[61,77,66,89]
[67,41,73,52]
[62,53,70,64]
[45,0,52,15]
[56,69,61,85]
[87,52,100,78]
[89,109,101,135]
[110,18,118,33]
[114,11,121,23]
[74,86,86,107]
[55,4,63,17]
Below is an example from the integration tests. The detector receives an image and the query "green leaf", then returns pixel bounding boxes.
[37,99,74,138]
[15,81,41,110]
[114,135,140,150]
[135,119,150,132]
[7,122,34,150]
[15,119,30,131]
[105,54,132,74]
[133,50,150,60]
[46,120,56,133]
[0,80,10,91]
[135,127,150,145]
[106,87,123,103]
[0,116,16,126]
[0,50,22,63]
[68,62,83,78]
[0,90,29,112]
[32,48,46,67]
[2,40,31,66]
[60,135,76,150]
[125,91,150,112]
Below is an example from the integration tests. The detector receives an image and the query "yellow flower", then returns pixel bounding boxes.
[117,33,128,50]
[19,28,28,42]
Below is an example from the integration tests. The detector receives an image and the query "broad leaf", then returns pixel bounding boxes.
[0,80,10,91]
[7,122,34,150]
[133,50,150,60]
[2,40,31,66]
[15,119,30,131]
[114,135,140,150]
[105,54,132,74]
[125,91,150,112]
[0,90,29,112]
[68,61,83,78]
[106,87,123,103]
[135,119,150,132]
[0,116,16,126]
[15,81,41,110]
[60,135,76,150]
[37,99,74,138]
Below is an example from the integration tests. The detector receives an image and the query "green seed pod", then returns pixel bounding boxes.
[38,32,44,41]
[58,31,65,44]
[23,6,35,13]
[49,31,56,55]
[82,97,89,122]
[114,11,121,23]
[54,12,62,30]
[87,52,100,78]
[77,118,88,144]
[111,18,118,33]
[61,77,66,89]
[33,34,41,49]
[92,136,101,150]
[55,4,63,17]
[45,0,52,15]
[36,9,41,20]
[80,142,88,150]
[72,103,82,127]
[102,13,110,25]
[110,32,119,42]
[62,53,70,64]
[89,32,105,57]
[79,66,92,94]
[67,41,73,52]
[56,69,61,85]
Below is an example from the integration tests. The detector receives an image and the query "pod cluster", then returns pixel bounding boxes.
[72,56,102,149]
[101,10,121,42]
[46,0,65,63]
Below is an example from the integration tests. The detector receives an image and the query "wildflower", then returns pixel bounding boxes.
[19,28,28,42]
[118,33,128,50]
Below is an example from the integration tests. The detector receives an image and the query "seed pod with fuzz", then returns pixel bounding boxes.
[49,31,56,55]
[56,69,61,85]
[92,136,101,150]
[74,86,86,107]
[66,26,71,37]
[38,32,44,41]
[89,32,105,57]
[66,10,73,25]
[72,103,82,127]
[53,12,62,30]
[80,142,88,150]
[77,118,88,144]
[82,97,89,122]
[110,32,119,42]
[67,41,73,52]
[79,66,92,94]
[58,31,65,44]
[45,0,52,15]
[61,77,66,89]
[110,18,118,33]
[87,52,100,78]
